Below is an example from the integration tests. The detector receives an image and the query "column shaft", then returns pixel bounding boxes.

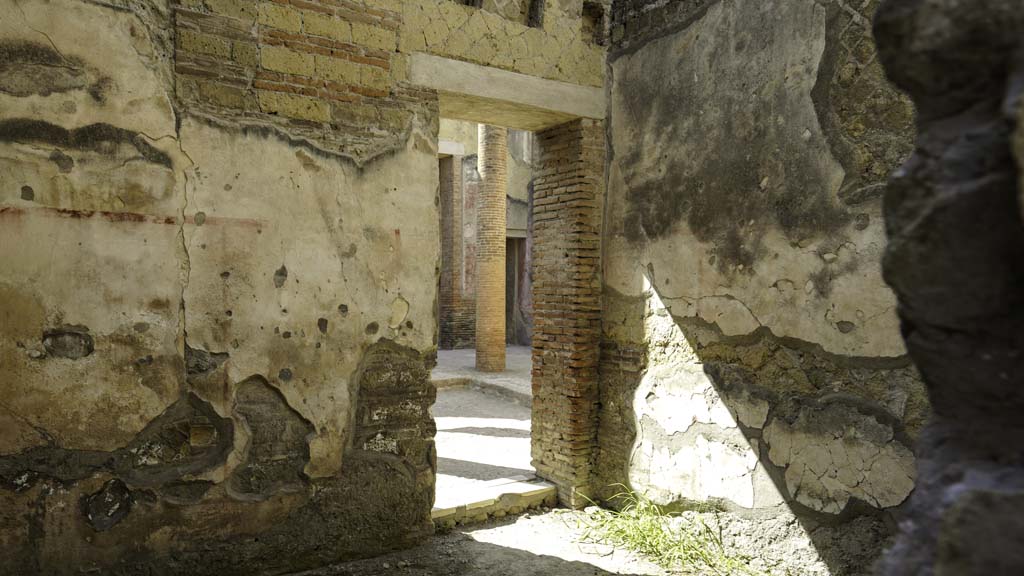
[475,124,507,372]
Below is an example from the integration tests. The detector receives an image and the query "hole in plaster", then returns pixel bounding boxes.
[582,1,607,46]
[526,0,544,28]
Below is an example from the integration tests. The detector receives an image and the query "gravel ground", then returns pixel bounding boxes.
[292,509,668,576]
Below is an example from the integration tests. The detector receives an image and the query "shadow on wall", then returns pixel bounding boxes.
[597,0,930,574]
[596,272,924,576]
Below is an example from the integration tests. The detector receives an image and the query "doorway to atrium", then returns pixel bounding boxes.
[432,120,552,525]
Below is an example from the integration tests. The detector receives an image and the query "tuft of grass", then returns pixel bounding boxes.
[576,487,769,576]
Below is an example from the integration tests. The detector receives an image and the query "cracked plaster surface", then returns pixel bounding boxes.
[764,403,915,514]
[0,0,439,477]
[0,0,184,452]
[627,295,782,510]
[180,114,438,478]
[605,0,903,358]
[401,0,604,87]
[622,281,916,515]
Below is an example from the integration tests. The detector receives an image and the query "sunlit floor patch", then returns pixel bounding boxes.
[291,510,667,576]
[432,367,554,521]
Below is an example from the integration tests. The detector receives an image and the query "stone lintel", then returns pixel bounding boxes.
[409,53,605,132]
[438,140,466,157]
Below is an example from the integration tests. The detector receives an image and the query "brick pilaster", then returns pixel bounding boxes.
[531,118,605,507]
[476,125,508,371]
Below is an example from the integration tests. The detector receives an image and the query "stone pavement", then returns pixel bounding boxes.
[431,346,532,405]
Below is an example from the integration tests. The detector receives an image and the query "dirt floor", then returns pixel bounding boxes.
[291,509,667,576]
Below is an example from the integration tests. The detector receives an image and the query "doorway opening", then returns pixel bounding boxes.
[431,120,553,525]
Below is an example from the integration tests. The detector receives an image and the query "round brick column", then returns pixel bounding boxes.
[475,124,507,372]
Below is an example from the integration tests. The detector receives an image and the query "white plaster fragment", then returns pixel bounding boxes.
[696,296,761,336]
[389,295,410,328]
[764,408,916,514]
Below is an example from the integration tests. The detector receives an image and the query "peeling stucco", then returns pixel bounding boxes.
[0,0,442,571]
[763,401,915,514]
[599,2,926,574]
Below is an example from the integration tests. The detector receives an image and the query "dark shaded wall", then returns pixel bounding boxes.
[873,0,1024,573]
[598,1,928,574]
[506,237,533,346]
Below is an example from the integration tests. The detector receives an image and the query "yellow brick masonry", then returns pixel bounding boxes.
[174,0,603,157]
[176,0,406,127]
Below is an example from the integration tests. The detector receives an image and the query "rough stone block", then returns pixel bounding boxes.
[332,102,379,126]
[360,65,389,91]
[315,54,359,84]
[197,80,251,109]
[257,90,330,122]
[258,2,302,32]
[178,29,231,58]
[261,45,314,76]
[351,21,397,52]
[204,0,257,21]
[303,11,352,42]
[232,40,259,68]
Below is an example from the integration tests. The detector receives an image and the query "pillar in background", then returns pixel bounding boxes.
[475,124,508,372]
[530,118,604,507]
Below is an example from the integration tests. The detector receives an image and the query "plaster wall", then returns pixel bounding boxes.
[0,0,513,572]
[598,1,928,574]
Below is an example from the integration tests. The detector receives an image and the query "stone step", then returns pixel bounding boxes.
[432,475,557,528]
[432,378,532,407]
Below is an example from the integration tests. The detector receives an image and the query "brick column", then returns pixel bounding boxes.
[475,125,507,372]
[531,119,604,507]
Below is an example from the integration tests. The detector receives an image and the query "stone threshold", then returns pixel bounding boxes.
[432,475,557,528]
[434,378,532,407]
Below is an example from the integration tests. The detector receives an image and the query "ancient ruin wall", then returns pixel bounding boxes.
[598,1,927,574]
[0,0,603,572]
[0,0,439,572]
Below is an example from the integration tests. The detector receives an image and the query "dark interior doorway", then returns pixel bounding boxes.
[506,237,532,345]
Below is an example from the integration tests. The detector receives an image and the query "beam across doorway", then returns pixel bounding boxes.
[409,53,605,132]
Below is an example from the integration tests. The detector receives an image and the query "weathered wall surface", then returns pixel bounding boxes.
[599,1,927,574]
[403,0,604,87]
[0,0,477,572]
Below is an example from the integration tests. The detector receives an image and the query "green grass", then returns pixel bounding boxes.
[575,487,770,576]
